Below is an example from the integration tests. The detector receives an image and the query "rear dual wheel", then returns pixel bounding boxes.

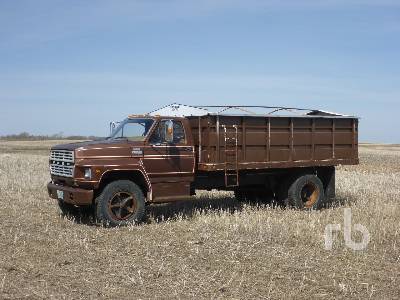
[95,180,145,227]
[280,174,324,209]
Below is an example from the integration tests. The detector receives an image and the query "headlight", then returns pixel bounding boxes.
[84,168,92,180]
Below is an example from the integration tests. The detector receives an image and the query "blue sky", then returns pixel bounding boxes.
[0,0,399,142]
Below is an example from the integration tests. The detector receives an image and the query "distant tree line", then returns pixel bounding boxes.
[0,132,105,141]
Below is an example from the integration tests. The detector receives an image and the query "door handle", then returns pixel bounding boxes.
[183,147,193,152]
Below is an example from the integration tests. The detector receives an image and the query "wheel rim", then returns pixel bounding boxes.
[107,192,137,220]
[301,183,320,208]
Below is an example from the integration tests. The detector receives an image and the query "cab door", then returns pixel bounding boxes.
[169,119,195,176]
[142,119,195,201]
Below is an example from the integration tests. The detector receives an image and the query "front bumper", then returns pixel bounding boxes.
[47,182,93,205]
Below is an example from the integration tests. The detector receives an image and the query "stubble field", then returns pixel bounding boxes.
[0,141,399,299]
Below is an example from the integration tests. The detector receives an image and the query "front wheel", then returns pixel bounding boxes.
[95,180,146,227]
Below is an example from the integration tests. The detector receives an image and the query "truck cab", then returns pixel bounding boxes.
[47,115,195,226]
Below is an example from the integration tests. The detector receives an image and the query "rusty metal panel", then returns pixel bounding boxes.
[335,131,353,144]
[293,132,312,145]
[188,114,358,171]
[314,132,333,144]
[270,146,291,161]
[292,145,312,161]
[335,145,353,159]
[246,132,267,145]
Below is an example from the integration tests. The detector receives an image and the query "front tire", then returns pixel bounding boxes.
[95,180,146,227]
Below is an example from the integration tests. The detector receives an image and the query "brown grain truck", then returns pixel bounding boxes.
[47,104,358,226]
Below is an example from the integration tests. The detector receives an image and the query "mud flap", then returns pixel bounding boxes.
[318,166,335,207]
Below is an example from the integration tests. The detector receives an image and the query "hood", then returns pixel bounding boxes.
[51,139,144,158]
[51,140,116,151]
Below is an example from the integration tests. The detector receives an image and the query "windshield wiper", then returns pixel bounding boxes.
[111,137,128,140]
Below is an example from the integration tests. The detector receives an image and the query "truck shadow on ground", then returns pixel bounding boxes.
[146,196,249,223]
[64,195,275,226]
[146,194,357,224]
[63,194,357,226]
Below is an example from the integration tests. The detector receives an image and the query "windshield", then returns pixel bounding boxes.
[110,118,154,141]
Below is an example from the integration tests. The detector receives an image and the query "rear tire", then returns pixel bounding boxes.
[279,174,325,209]
[95,180,145,227]
[289,174,324,209]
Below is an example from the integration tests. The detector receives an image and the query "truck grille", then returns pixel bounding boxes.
[50,150,74,177]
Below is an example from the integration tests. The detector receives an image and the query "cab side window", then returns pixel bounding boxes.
[149,122,163,144]
[173,121,185,144]
[149,120,186,144]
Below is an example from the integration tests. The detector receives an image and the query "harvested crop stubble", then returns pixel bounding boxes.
[0,142,399,299]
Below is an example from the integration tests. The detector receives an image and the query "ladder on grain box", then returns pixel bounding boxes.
[222,125,239,187]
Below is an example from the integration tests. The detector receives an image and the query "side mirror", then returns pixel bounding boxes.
[164,120,174,143]
[109,121,120,136]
